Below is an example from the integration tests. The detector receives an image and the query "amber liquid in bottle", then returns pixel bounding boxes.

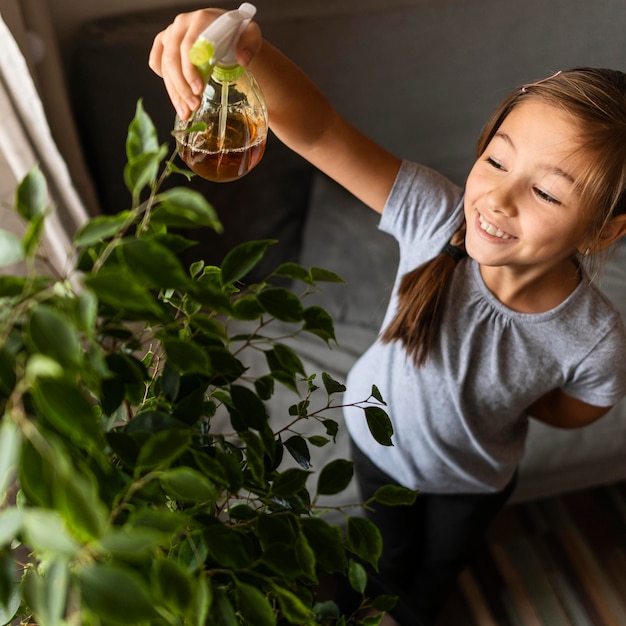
[177,112,266,182]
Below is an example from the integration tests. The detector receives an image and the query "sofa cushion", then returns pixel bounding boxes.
[299,173,398,331]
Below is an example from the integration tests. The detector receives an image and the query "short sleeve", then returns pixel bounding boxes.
[563,318,626,407]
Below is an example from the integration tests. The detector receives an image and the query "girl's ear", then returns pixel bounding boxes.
[586,214,626,253]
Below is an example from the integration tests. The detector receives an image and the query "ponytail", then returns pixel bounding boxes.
[380,225,466,367]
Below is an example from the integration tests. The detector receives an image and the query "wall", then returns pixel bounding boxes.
[44,0,424,67]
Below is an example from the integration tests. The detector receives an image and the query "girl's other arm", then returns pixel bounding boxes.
[527,389,612,428]
[149,9,401,214]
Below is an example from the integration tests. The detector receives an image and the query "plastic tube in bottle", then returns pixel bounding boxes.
[174,3,268,182]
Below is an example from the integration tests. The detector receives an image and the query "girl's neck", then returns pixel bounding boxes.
[479,258,582,313]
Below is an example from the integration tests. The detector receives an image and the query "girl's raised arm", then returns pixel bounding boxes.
[149,8,401,214]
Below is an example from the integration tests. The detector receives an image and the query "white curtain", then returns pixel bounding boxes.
[0,0,94,274]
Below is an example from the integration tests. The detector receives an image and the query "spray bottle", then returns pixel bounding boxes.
[174,3,267,182]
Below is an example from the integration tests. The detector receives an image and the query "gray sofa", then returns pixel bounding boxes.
[69,0,626,504]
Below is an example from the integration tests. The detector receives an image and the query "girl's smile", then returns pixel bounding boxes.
[477,211,516,240]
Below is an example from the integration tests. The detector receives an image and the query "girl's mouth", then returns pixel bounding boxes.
[478,213,515,240]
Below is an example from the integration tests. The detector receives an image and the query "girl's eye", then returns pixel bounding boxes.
[486,157,505,170]
[534,187,561,204]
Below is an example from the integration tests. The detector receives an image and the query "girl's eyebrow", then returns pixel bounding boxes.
[493,131,576,184]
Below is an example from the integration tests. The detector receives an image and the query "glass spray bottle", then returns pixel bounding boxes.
[174,3,267,182]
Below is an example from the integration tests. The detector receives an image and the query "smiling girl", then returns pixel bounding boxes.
[150,12,626,625]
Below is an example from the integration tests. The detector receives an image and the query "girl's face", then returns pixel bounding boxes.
[464,100,594,277]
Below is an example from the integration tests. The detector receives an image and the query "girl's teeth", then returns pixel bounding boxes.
[479,214,512,239]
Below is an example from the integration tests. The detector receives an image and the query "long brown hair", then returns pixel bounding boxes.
[381,67,626,367]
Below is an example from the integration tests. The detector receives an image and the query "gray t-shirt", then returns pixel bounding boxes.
[344,161,626,494]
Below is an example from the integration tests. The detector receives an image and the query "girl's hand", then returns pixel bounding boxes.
[148,8,262,120]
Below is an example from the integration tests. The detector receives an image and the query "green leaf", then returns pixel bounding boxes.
[204,524,251,569]
[220,240,275,285]
[126,99,160,160]
[22,212,46,257]
[154,558,194,613]
[74,212,133,247]
[307,435,330,448]
[0,275,30,297]
[119,237,190,289]
[239,430,265,485]
[15,165,47,220]
[0,552,19,622]
[371,484,419,506]
[273,262,312,284]
[348,559,367,594]
[51,468,108,542]
[0,419,20,504]
[160,466,217,503]
[186,574,212,626]
[271,584,314,625]
[364,406,394,446]
[214,448,244,492]
[310,267,345,283]
[254,375,274,401]
[128,508,190,539]
[178,532,209,573]
[84,269,163,317]
[300,517,347,573]
[19,439,57,509]
[258,288,304,322]
[303,306,336,343]
[163,337,210,375]
[209,587,238,626]
[322,372,346,395]
[0,231,24,267]
[152,187,222,230]
[77,562,159,624]
[314,600,340,623]
[106,352,149,384]
[266,344,306,381]
[230,384,268,430]
[0,508,24,547]
[295,533,317,583]
[97,527,172,560]
[347,516,383,570]
[125,410,188,434]
[371,594,399,613]
[371,384,386,404]
[322,419,339,440]
[284,435,311,469]
[271,468,311,497]
[22,509,80,557]
[316,459,354,496]
[206,346,246,383]
[23,559,69,626]
[25,304,82,369]
[31,378,102,449]
[136,429,191,472]
[232,294,265,320]
[124,146,168,197]
[189,313,227,340]
[76,289,98,332]
[236,583,277,626]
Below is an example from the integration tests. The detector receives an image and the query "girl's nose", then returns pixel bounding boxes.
[487,182,517,216]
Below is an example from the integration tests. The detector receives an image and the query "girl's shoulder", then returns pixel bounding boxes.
[380,160,464,254]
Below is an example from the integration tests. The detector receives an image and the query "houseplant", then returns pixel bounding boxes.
[0,101,415,625]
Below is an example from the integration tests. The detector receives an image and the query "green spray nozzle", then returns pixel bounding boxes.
[189,2,256,81]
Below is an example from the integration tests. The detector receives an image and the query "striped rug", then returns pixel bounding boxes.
[437,482,626,626]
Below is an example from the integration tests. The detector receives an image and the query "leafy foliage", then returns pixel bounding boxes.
[0,101,416,625]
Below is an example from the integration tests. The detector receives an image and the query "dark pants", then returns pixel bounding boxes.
[350,442,517,626]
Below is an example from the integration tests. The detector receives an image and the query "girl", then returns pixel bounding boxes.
[150,10,626,625]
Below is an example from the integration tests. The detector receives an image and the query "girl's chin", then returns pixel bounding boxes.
[465,237,515,266]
